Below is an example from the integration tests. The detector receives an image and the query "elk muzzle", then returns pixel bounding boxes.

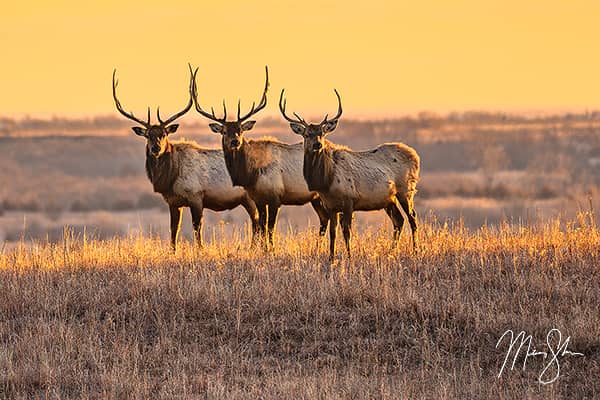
[229,139,243,151]
[150,145,162,157]
[148,140,165,158]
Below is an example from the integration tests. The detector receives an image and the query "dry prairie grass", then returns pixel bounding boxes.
[0,216,598,399]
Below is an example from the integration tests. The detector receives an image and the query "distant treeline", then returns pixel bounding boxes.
[3,110,600,134]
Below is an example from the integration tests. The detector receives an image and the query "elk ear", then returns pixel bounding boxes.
[322,120,338,134]
[166,124,179,134]
[290,123,306,136]
[209,123,224,134]
[132,127,147,137]
[241,120,256,131]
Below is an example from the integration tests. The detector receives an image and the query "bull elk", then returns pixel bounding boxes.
[190,66,329,249]
[112,67,259,251]
[279,89,420,259]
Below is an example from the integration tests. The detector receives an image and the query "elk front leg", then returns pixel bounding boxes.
[310,198,329,236]
[241,196,260,248]
[190,204,203,248]
[257,203,268,250]
[329,212,339,261]
[169,205,183,252]
[267,204,280,250]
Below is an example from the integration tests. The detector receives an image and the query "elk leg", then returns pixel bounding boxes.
[398,195,419,252]
[329,212,339,261]
[341,210,353,258]
[386,202,405,247]
[310,198,329,236]
[169,205,183,252]
[257,204,268,250]
[267,204,280,250]
[190,204,203,248]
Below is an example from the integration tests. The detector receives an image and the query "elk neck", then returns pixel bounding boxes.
[222,139,260,188]
[145,141,178,194]
[303,145,336,192]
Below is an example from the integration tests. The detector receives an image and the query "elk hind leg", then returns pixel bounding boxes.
[386,202,405,247]
[398,194,418,252]
[341,210,354,258]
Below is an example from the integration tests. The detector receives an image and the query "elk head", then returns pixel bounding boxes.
[191,66,269,151]
[112,67,197,158]
[279,89,343,153]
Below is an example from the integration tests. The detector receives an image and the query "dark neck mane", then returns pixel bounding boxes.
[304,146,335,192]
[145,142,178,194]
[222,140,260,188]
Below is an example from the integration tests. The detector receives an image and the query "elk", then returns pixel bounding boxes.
[112,67,259,251]
[190,66,329,249]
[279,89,420,259]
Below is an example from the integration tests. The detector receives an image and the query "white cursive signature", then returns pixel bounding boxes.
[496,328,584,385]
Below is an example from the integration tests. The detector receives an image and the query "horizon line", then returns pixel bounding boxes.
[4,106,600,122]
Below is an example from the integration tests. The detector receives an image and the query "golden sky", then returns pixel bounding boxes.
[1,0,599,119]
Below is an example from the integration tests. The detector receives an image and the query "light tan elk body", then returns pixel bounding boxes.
[190,67,329,248]
[112,68,259,251]
[279,89,419,259]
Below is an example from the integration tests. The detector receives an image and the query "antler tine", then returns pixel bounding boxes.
[158,67,196,126]
[321,89,343,125]
[112,69,151,127]
[293,112,306,124]
[238,65,270,122]
[190,66,227,123]
[331,89,343,121]
[157,107,164,125]
[278,88,307,125]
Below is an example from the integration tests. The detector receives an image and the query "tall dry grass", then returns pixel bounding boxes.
[0,215,598,399]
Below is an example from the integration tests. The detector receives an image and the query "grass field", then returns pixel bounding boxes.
[0,215,598,399]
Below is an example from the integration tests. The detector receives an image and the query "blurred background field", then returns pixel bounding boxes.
[1,110,599,245]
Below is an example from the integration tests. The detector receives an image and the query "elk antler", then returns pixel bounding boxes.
[112,69,151,127]
[238,66,270,122]
[278,89,307,125]
[190,65,228,123]
[322,89,343,125]
[156,66,196,126]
